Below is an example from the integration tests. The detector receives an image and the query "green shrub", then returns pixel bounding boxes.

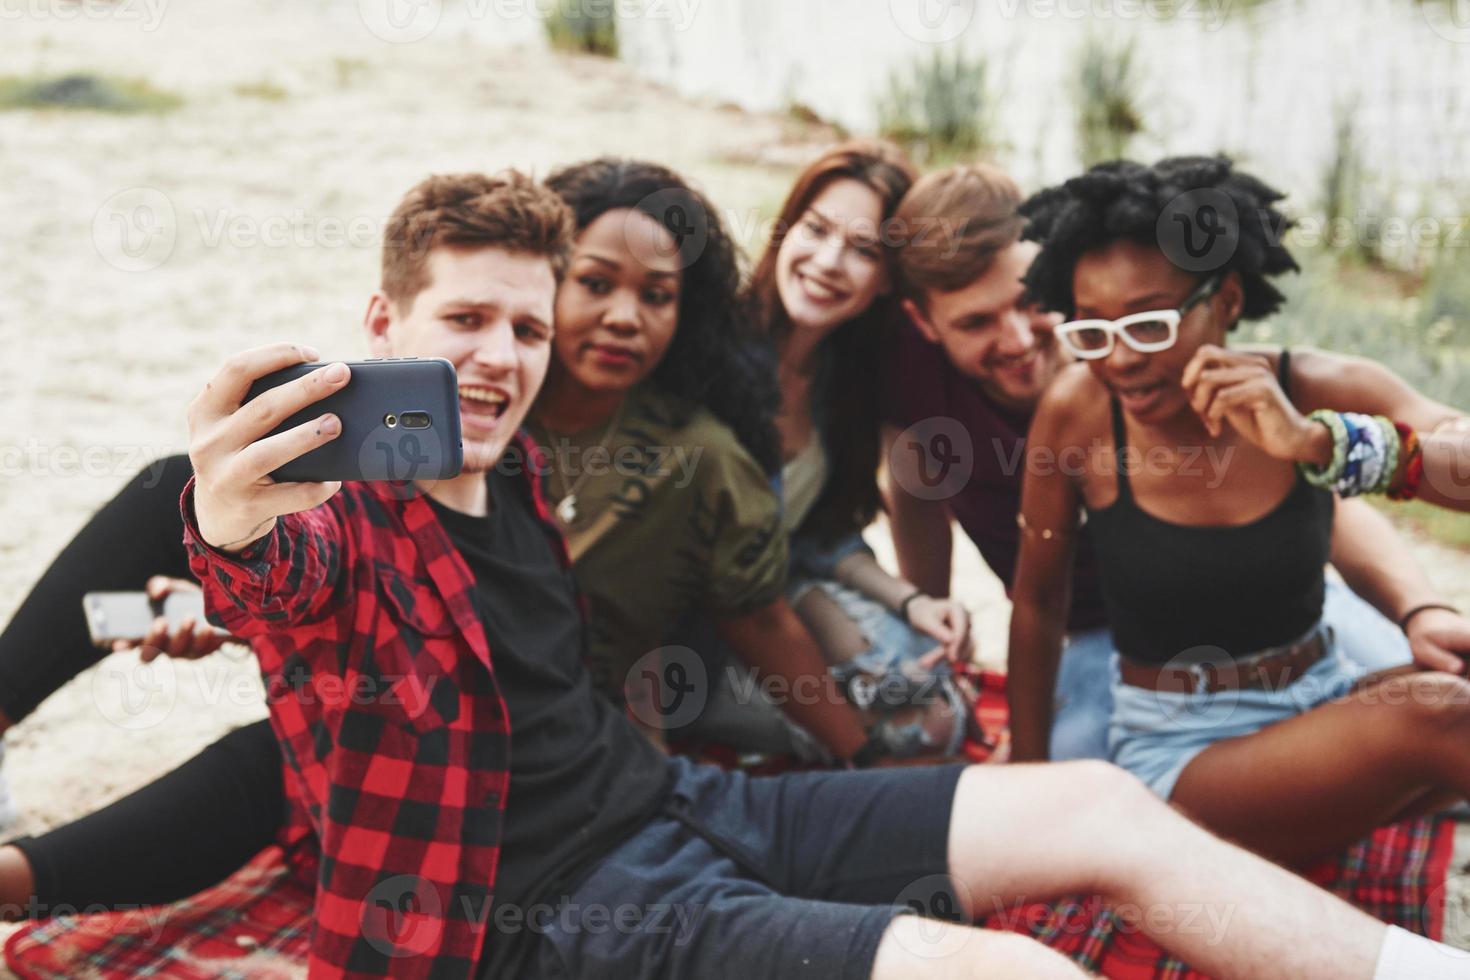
[1073,34,1144,167]
[876,48,993,162]
[234,79,289,102]
[0,73,182,113]
[544,1,617,57]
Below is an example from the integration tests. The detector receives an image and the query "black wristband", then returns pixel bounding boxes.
[897,589,923,624]
[1399,603,1461,633]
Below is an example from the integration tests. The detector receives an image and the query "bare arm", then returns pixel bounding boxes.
[716,598,869,761]
[1006,382,1087,763]
[1331,497,1465,673]
[880,423,954,597]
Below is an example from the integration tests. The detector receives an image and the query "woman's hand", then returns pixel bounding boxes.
[904,595,973,664]
[1181,346,1332,465]
[1404,607,1470,675]
[113,576,238,663]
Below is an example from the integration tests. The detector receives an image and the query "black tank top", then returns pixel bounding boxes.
[1084,351,1334,665]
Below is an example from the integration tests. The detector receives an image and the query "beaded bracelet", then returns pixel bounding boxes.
[1299,410,1402,498]
[1301,409,1348,489]
[1388,423,1424,500]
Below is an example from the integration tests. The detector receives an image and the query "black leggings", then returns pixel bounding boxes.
[0,455,288,910]
[10,718,283,911]
[0,455,195,723]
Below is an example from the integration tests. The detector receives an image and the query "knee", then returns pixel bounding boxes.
[1381,672,1470,736]
[1055,759,1153,811]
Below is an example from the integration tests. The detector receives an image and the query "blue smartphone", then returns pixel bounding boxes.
[244,357,464,483]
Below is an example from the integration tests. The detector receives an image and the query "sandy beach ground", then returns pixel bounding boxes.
[2,0,1469,968]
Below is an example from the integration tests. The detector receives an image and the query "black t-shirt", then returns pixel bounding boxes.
[428,470,672,968]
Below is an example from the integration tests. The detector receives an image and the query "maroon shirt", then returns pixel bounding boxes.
[881,319,1108,632]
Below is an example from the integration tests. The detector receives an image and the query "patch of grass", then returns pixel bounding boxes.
[1371,497,1470,550]
[876,47,994,163]
[544,1,617,57]
[1073,34,1144,167]
[332,57,370,88]
[0,73,182,113]
[1266,248,1467,408]
[233,79,289,102]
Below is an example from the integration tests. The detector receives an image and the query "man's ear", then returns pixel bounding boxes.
[901,297,941,345]
[363,291,395,357]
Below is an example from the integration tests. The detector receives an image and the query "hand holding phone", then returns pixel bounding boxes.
[84,578,235,661]
[187,343,351,553]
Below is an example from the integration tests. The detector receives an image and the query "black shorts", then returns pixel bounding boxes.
[517,756,967,980]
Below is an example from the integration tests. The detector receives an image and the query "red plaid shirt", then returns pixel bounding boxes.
[182,434,568,979]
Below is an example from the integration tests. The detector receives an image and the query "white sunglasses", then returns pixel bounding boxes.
[1056,275,1222,360]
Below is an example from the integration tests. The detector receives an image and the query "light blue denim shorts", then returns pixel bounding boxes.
[1107,625,1369,800]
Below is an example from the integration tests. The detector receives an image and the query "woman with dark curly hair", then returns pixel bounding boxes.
[1007,155,1470,865]
[522,156,877,762]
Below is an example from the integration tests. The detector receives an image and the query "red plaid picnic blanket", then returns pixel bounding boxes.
[6,671,1461,979]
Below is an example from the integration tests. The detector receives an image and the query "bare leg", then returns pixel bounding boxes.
[942,762,1384,979]
[792,587,870,665]
[0,846,35,918]
[1172,671,1470,866]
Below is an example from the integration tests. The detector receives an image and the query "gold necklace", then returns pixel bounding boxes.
[544,400,627,527]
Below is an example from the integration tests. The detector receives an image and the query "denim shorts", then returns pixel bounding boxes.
[1053,580,1410,763]
[1107,624,1369,800]
[522,756,966,980]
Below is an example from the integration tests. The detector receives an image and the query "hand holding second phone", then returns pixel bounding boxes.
[1180,345,1332,466]
[188,343,350,553]
[116,577,240,663]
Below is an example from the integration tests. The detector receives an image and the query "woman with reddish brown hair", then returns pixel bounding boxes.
[677,141,976,760]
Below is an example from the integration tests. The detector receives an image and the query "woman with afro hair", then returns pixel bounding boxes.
[1006,155,1470,866]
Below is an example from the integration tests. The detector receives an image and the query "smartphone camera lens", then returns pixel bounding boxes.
[384,413,398,428]
[401,411,431,430]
